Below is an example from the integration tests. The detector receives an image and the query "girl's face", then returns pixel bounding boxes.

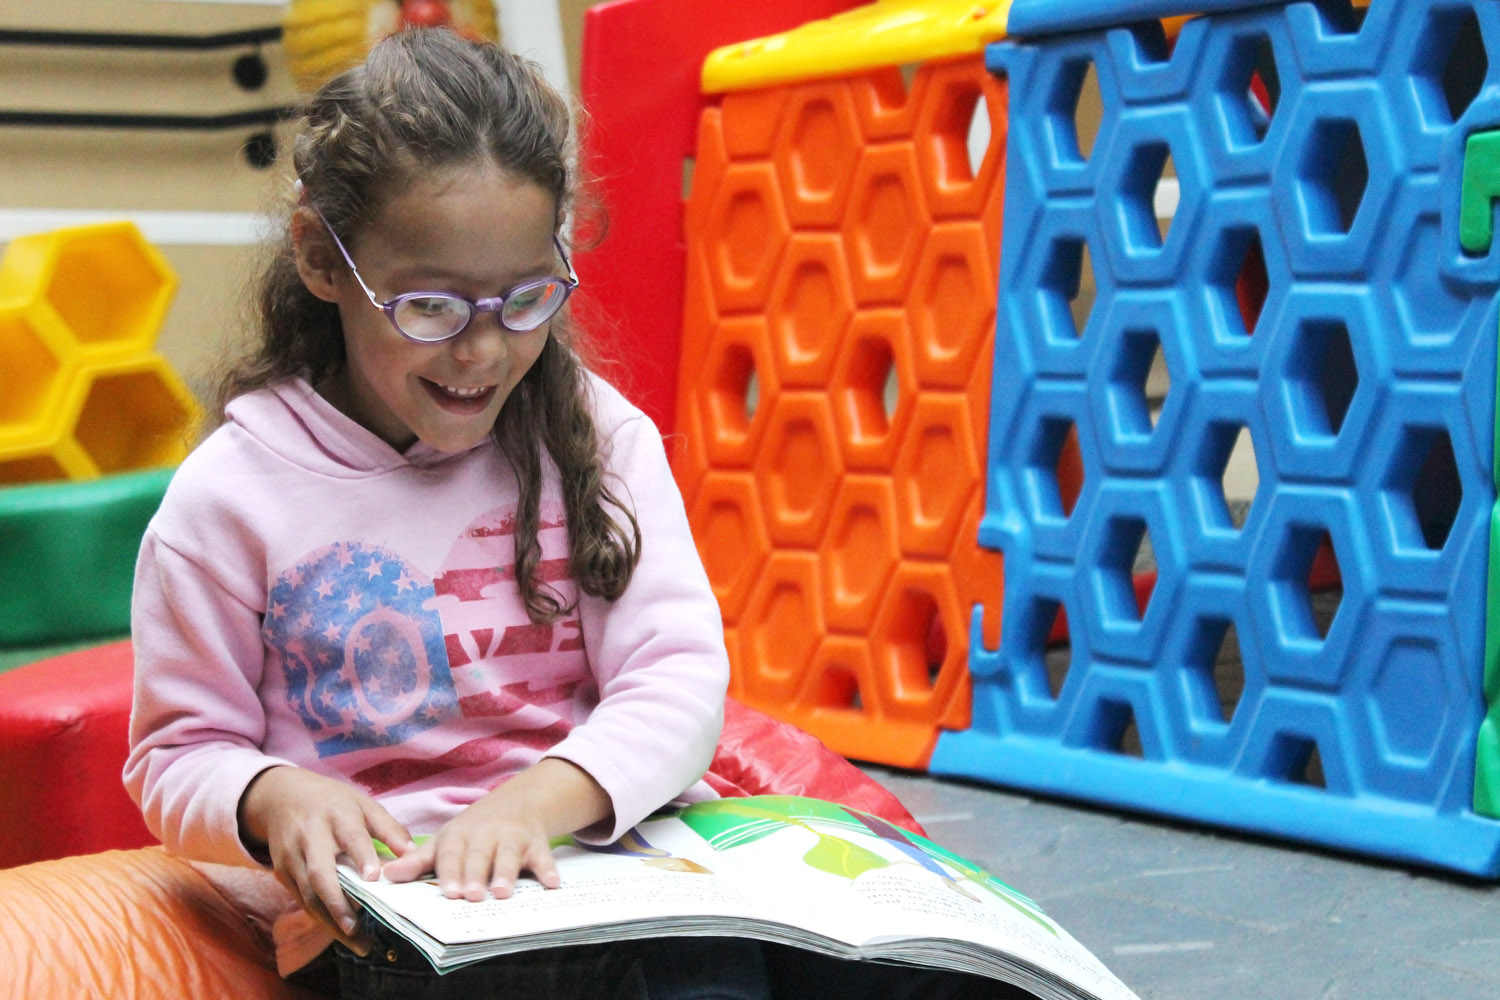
[302,162,559,453]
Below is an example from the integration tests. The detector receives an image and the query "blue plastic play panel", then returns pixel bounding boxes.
[933,0,1500,876]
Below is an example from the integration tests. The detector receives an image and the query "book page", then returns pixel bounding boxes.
[664,798,1135,1000]
[340,796,1137,998]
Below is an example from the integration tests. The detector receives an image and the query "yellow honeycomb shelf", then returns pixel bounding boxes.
[0,222,200,485]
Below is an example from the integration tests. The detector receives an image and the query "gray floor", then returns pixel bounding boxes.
[860,765,1500,1000]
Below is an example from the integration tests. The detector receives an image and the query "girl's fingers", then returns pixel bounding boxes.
[381,838,436,883]
[524,841,561,890]
[305,842,361,937]
[361,801,417,861]
[450,837,514,900]
[275,844,369,955]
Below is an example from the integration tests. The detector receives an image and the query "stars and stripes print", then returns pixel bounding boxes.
[265,541,455,759]
[263,507,591,796]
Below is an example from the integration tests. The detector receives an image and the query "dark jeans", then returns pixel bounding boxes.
[291,913,1028,999]
[317,914,771,1000]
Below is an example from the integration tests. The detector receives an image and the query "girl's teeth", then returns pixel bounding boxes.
[442,385,486,398]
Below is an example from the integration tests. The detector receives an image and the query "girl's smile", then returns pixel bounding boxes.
[299,161,560,453]
[424,379,498,411]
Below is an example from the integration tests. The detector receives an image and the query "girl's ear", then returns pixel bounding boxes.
[291,207,341,303]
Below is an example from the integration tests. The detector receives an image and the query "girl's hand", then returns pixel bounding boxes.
[238,765,415,954]
[381,758,611,902]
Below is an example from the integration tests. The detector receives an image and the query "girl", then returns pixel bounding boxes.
[125,27,1018,1000]
[124,26,757,998]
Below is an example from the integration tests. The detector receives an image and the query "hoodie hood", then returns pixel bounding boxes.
[224,378,488,478]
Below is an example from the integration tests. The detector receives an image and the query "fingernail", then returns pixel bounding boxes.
[363,864,379,880]
[340,916,358,934]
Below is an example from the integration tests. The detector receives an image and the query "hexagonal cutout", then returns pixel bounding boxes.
[1316,0,1368,35]
[1386,426,1462,553]
[742,557,824,695]
[42,226,175,347]
[1090,698,1144,758]
[1028,416,1085,521]
[1200,422,1260,532]
[1096,516,1157,623]
[1264,732,1327,789]
[1126,20,1171,65]
[778,88,861,227]
[769,237,853,382]
[915,65,998,194]
[894,399,981,557]
[966,89,993,180]
[847,147,927,303]
[1412,5,1488,127]
[1273,526,1343,643]
[73,367,195,474]
[1049,56,1104,163]
[1220,32,1281,146]
[873,582,949,699]
[1208,225,1270,339]
[707,165,790,310]
[833,328,899,451]
[911,226,993,386]
[851,63,921,141]
[1119,142,1181,251]
[0,310,63,426]
[1299,118,1369,236]
[760,397,842,547]
[689,475,769,621]
[704,334,763,441]
[822,479,899,633]
[1286,318,1359,439]
[1442,8,1487,123]
[1184,616,1246,725]
[1369,636,1448,766]
[1038,236,1098,340]
[1039,598,1072,700]
[805,640,868,713]
[0,453,68,486]
[1108,328,1170,439]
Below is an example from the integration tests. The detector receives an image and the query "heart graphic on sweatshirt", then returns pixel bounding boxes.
[263,506,585,793]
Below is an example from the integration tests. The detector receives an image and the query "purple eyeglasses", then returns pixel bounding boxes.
[307,198,578,344]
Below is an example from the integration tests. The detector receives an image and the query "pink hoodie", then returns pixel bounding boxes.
[124,374,726,974]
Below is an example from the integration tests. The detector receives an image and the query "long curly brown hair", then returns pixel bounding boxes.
[217,28,639,621]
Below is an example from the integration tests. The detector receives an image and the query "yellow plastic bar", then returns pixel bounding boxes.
[702,0,1012,94]
[703,0,1371,93]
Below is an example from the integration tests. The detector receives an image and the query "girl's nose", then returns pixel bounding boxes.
[449,309,509,365]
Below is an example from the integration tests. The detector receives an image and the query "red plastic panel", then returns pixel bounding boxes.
[576,0,858,434]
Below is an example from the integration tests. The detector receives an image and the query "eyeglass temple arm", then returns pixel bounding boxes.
[308,203,385,310]
[554,236,579,286]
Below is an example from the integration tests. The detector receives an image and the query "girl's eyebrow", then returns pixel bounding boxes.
[383,254,557,289]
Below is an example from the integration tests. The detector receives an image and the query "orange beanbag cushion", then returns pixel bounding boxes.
[0,847,317,1000]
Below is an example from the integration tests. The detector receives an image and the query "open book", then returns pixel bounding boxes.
[337,795,1138,1000]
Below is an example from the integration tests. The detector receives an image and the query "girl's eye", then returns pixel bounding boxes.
[409,296,459,317]
[508,286,544,310]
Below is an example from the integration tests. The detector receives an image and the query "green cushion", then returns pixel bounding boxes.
[0,468,173,647]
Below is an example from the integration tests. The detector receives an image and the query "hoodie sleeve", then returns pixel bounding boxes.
[544,406,729,841]
[123,530,296,868]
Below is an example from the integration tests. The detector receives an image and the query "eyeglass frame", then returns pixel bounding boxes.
[307,202,579,344]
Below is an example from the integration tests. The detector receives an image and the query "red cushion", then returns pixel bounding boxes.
[0,640,153,868]
[0,641,920,869]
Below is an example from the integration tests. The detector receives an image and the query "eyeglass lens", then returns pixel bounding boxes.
[390,279,570,341]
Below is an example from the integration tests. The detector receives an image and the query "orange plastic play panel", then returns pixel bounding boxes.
[676,56,1009,769]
